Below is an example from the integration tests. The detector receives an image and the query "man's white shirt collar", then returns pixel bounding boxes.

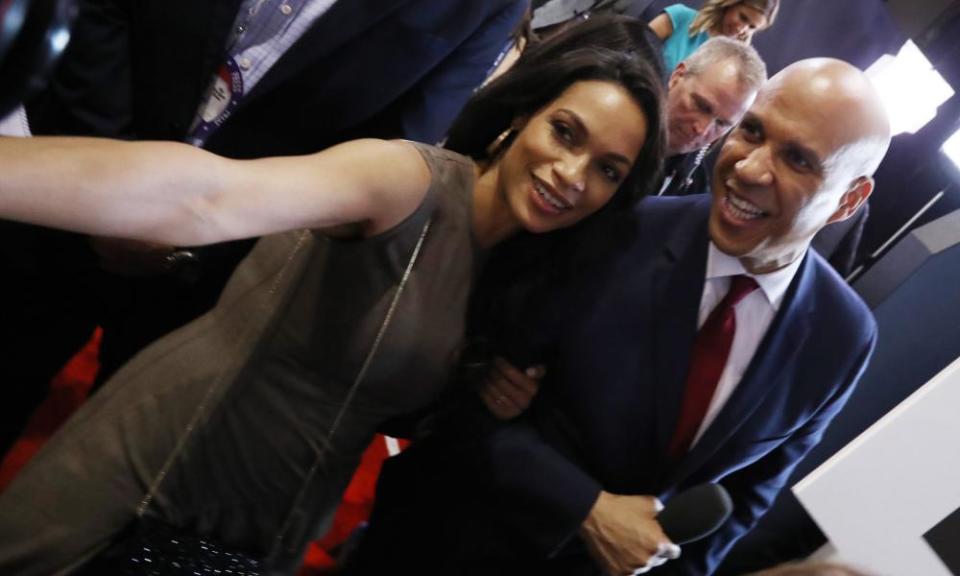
[705,242,805,312]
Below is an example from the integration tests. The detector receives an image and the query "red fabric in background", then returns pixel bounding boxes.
[298,435,410,575]
[0,329,404,574]
[0,328,102,491]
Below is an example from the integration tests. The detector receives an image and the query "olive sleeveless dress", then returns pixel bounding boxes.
[0,143,479,575]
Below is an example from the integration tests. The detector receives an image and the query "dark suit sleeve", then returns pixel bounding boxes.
[657,329,878,575]
[25,0,133,137]
[396,0,527,144]
[476,418,606,556]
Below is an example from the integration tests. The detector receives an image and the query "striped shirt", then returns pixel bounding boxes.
[188,0,338,146]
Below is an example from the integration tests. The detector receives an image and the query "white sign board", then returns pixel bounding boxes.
[794,355,960,576]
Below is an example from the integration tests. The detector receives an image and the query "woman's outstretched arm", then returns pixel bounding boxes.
[0,136,432,246]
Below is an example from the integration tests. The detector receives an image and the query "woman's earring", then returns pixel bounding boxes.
[486,127,517,157]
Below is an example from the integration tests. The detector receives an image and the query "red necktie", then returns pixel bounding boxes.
[668,274,759,460]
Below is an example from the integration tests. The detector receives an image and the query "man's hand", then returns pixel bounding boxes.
[478,356,544,420]
[580,491,681,575]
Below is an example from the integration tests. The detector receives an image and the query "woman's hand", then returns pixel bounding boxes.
[478,356,545,420]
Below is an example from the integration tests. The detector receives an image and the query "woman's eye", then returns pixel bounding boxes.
[600,163,622,183]
[552,121,575,143]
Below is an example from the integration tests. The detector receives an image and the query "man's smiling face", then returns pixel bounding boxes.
[708,61,888,274]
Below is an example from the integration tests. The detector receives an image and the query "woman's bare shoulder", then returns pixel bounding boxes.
[306,138,436,237]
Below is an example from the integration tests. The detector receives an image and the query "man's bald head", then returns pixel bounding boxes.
[708,58,893,274]
[764,58,891,180]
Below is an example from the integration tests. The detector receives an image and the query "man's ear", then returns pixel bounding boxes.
[668,62,687,90]
[827,176,874,224]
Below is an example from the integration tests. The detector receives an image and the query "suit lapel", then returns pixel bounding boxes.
[244,0,414,103]
[666,253,817,487]
[650,214,711,460]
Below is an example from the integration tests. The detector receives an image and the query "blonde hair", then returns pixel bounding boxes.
[689,0,780,37]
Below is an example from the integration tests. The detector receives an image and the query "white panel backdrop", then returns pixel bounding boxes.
[794,355,960,576]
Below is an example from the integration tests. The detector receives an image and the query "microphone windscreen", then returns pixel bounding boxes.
[0,0,74,119]
[657,483,733,545]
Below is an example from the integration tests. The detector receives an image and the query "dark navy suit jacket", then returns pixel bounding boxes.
[27,0,527,153]
[353,196,877,575]
[461,195,878,574]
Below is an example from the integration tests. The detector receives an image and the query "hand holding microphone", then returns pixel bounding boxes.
[581,491,677,576]
[581,483,733,575]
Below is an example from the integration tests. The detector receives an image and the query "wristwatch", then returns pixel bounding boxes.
[163,249,202,283]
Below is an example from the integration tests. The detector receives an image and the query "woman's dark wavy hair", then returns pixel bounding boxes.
[445,15,669,390]
[445,14,667,208]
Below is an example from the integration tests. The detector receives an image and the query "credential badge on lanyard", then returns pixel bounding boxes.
[188,57,244,146]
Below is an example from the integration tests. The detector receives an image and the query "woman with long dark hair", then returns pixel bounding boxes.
[0,15,665,575]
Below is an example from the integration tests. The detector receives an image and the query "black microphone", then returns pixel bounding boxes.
[657,483,733,545]
[0,0,75,119]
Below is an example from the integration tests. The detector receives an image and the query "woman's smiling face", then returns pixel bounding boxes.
[497,80,649,234]
[719,3,768,43]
